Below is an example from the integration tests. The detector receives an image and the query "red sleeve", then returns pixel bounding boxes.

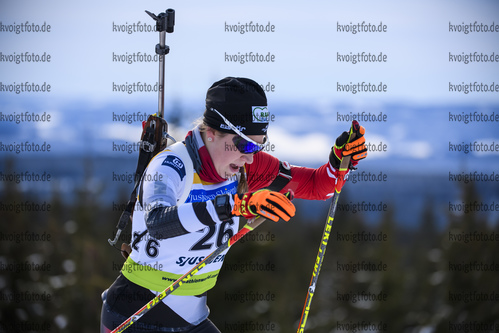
[245,152,338,201]
[245,152,280,192]
[286,163,338,200]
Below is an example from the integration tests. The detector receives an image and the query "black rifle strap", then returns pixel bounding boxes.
[115,125,156,233]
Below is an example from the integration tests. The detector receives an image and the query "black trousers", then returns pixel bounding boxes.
[100,274,220,333]
[100,306,221,333]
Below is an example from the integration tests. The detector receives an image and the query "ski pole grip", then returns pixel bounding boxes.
[338,120,359,170]
[247,216,266,229]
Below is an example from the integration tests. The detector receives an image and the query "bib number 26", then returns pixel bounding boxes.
[191,220,234,251]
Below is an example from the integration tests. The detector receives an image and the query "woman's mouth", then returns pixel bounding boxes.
[229,164,240,173]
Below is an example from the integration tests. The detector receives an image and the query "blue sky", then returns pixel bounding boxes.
[1,0,499,104]
[1,0,499,167]
[1,0,499,228]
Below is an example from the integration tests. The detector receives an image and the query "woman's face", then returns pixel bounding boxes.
[205,130,265,179]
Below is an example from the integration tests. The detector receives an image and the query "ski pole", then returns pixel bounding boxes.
[111,216,266,333]
[296,121,360,332]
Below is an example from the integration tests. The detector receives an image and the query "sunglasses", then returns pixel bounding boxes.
[210,108,267,154]
[232,135,267,154]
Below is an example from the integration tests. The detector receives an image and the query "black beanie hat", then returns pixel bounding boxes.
[203,77,269,135]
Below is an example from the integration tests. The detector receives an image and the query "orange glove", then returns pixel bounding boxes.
[330,120,367,171]
[232,190,295,222]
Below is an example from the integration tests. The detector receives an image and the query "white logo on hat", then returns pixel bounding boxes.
[220,124,246,132]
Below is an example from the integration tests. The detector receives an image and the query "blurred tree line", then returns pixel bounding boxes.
[1,158,498,332]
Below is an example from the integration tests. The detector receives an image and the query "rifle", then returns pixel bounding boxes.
[108,9,176,255]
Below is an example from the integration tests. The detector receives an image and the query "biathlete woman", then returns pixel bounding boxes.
[101,77,367,332]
